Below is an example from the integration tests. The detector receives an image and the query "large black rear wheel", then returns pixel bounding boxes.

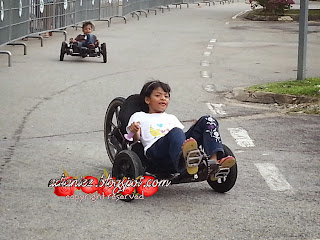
[207,144,237,193]
[104,97,125,164]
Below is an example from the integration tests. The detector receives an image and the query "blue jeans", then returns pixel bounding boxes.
[78,34,95,47]
[146,115,224,173]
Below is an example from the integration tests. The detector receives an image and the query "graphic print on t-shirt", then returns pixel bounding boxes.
[149,123,170,137]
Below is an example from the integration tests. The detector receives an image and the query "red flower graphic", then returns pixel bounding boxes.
[81,176,99,194]
[54,176,76,197]
[98,185,115,196]
[137,176,158,197]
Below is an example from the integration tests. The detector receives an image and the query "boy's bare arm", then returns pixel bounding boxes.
[129,122,141,142]
[133,131,140,142]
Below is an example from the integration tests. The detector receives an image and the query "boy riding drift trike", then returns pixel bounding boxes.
[104,81,237,201]
[59,21,107,63]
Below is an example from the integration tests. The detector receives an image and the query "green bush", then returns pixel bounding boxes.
[256,0,295,15]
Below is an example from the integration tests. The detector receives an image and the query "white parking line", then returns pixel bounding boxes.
[206,102,216,114]
[200,71,212,78]
[200,60,210,66]
[255,163,293,192]
[206,103,226,115]
[204,84,215,92]
[228,127,255,147]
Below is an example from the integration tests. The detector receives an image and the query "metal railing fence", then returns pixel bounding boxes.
[0,0,122,47]
[0,0,218,66]
[0,0,215,47]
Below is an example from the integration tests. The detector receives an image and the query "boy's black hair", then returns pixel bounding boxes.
[82,21,95,30]
[140,80,171,99]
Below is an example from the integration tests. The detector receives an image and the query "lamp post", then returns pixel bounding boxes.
[297,0,309,80]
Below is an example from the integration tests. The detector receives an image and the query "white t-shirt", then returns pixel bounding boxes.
[127,112,184,154]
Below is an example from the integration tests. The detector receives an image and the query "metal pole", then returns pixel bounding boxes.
[297,0,309,80]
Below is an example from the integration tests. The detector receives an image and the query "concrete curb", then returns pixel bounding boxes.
[231,87,320,104]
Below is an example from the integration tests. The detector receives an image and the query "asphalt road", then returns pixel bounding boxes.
[0,1,319,239]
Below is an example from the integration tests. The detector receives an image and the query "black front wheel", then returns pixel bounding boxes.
[207,144,237,193]
[112,150,145,202]
[101,43,107,63]
[60,42,67,61]
[112,150,145,180]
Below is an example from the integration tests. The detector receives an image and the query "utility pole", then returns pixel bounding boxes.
[297,0,309,80]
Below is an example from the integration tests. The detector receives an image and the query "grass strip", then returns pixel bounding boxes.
[247,77,320,97]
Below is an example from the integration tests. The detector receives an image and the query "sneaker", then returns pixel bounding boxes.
[209,156,235,181]
[182,138,201,175]
[210,167,230,181]
[218,156,236,168]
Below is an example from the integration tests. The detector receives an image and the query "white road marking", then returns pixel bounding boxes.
[200,60,210,66]
[204,84,215,92]
[200,71,212,78]
[206,103,216,114]
[255,163,293,191]
[235,150,245,153]
[210,39,217,43]
[212,103,226,115]
[206,103,226,115]
[228,127,255,147]
[203,51,211,57]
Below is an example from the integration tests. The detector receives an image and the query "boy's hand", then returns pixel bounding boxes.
[129,122,141,142]
[129,122,141,134]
